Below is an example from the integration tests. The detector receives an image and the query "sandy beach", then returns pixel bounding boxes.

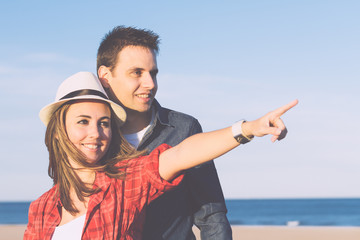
[2,225,360,240]
[194,226,360,240]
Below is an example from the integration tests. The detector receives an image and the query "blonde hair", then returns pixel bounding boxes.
[45,101,145,214]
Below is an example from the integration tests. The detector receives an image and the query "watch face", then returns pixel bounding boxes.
[235,135,251,144]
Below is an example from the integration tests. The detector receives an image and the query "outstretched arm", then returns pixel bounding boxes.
[159,100,298,181]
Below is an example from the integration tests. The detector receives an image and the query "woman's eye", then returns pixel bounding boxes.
[78,119,88,125]
[100,121,110,128]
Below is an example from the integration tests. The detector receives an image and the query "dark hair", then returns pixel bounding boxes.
[97,25,160,72]
[45,101,146,215]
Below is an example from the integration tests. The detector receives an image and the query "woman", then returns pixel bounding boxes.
[24,72,298,239]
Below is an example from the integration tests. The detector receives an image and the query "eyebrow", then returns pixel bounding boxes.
[129,67,144,71]
[77,115,91,118]
[150,69,159,75]
[75,115,110,120]
[129,67,158,73]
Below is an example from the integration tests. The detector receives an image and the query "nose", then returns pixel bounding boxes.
[141,72,156,90]
[88,124,101,139]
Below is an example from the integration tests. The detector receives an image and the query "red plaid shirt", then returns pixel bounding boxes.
[24,144,183,240]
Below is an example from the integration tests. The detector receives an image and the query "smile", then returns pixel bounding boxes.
[136,93,151,98]
[82,143,101,150]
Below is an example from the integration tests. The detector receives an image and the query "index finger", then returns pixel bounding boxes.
[273,99,299,117]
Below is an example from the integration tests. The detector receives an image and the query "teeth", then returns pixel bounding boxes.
[137,94,150,98]
[83,144,99,149]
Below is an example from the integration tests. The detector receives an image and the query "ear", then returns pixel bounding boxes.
[98,65,112,88]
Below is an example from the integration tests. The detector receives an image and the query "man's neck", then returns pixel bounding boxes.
[121,109,153,135]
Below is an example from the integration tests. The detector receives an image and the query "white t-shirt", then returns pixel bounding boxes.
[52,214,86,240]
[124,109,155,148]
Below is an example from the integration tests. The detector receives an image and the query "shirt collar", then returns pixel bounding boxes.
[81,171,111,211]
[152,99,173,127]
[93,171,111,190]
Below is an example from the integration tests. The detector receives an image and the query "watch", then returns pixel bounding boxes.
[232,120,254,144]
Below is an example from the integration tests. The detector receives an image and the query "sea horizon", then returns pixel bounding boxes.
[1,198,360,226]
[2,196,359,202]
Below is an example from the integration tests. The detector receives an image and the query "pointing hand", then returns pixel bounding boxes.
[242,100,299,142]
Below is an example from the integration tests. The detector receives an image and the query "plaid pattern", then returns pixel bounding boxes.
[24,144,183,240]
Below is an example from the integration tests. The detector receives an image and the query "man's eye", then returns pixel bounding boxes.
[132,70,142,77]
[150,70,158,79]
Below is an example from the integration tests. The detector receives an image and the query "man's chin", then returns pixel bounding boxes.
[125,106,152,115]
[125,103,153,112]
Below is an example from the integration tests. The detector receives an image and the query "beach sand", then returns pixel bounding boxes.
[193,225,360,240]
[2,225,360,240]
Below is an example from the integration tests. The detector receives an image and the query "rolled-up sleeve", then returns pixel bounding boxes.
[141,144,184,203]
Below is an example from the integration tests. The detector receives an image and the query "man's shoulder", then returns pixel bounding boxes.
[158,105,199,125]
[142,102,203,148]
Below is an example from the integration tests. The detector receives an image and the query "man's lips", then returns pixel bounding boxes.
[135,93,152,99]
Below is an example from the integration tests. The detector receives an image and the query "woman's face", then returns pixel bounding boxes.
[65,100,112,164]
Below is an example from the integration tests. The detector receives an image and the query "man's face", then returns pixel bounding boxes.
[102,46,158,113]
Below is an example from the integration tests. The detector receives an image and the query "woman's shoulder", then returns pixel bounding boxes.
[29,186,58,211]
[114,144,171,173]
[120,143,171,162]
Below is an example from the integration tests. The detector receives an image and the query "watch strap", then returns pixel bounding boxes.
[232,120,254,144]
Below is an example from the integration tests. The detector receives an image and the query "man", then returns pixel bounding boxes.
[97,26,232,240]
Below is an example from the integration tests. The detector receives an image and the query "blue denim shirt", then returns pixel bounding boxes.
[140,100,232,240]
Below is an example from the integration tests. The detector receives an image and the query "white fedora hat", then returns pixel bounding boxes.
[39,72,126,126]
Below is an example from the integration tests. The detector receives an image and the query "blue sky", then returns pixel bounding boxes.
[1,0,359,201]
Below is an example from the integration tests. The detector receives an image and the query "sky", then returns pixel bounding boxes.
[0,0,359,201]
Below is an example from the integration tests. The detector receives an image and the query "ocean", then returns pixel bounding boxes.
[1,198,360,226]
[225,198,360,226]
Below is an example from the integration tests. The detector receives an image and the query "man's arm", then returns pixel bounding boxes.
[184,120,232,239]
[188,161,233,239]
